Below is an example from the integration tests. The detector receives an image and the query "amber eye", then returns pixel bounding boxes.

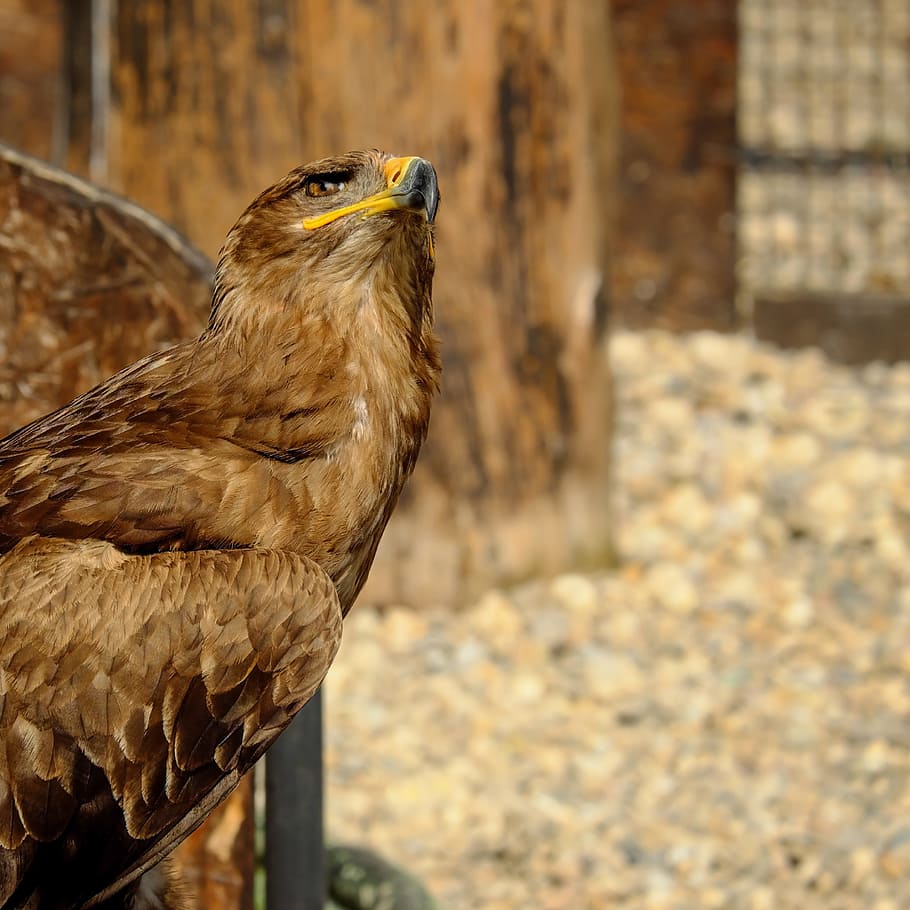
[305,176,346,198]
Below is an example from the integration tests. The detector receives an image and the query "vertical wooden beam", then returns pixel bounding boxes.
[0,0,64,162]
[611,0,738,330]
[91,0,618,607]
[60,0,93,175]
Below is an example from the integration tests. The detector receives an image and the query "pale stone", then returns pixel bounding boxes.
[379,606,429,652]
[784,596,815,629]
[661,483,713,535]
[645,562,700,614]
[880,827,910,879]
[549,574,599,613]
[772,432,822,468]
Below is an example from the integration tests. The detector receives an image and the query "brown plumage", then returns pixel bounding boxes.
[0,150,440,909]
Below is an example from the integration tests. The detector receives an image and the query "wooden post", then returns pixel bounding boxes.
[611,0,738,330]
[285,0,619,605]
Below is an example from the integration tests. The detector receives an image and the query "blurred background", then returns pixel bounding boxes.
[1,1,909,909]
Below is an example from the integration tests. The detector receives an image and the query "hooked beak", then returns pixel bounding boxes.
[302,156,439,230]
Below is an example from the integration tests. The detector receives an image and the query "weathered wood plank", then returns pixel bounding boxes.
[0,0,64,162]
[107,0,305,259]
[290,0,618,603]
[755,291,910,365]
[174,776,256,910]
[611,0,737,330]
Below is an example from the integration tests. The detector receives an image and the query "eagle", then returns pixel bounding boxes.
[0,150,440,909]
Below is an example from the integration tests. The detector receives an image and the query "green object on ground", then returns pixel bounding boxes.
[326,844,438,910]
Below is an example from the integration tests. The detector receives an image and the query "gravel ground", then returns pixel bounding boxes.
[325,329,910,910]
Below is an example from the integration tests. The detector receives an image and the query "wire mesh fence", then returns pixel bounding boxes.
[737,0,910,314]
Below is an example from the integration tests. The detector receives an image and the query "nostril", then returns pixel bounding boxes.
[390,167,402,184]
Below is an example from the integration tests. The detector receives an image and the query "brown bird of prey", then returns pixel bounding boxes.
[0,150,440,909]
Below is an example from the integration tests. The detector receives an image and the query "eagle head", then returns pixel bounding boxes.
[209,150,439,336]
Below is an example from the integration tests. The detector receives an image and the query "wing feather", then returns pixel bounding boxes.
[0,536,342,907]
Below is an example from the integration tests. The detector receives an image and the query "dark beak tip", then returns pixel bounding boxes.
[425,189,439,224]
[413,158,439,224]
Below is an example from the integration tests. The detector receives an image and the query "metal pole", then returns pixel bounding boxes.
[266,688,324,910]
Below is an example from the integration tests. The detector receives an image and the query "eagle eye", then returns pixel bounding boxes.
[304,174,348,198]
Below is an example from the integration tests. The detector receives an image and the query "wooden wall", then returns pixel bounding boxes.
[2,0,742,339]
[1,0,618,604]
[0,1,619,906]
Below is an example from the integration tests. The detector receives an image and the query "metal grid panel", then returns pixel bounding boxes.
[738,0,910,303]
